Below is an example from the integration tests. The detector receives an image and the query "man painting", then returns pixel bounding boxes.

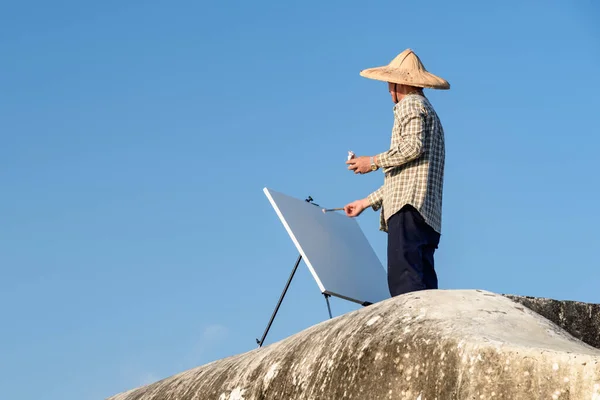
[344,48,450,297]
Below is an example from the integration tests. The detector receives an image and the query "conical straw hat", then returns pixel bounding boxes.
[360,48,450,90]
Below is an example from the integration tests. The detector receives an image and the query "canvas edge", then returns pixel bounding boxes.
[262,187,327,293]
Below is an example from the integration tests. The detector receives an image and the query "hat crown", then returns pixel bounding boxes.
[389,49,426,72]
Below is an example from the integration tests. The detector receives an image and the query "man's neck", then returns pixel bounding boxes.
[397,90,423,103]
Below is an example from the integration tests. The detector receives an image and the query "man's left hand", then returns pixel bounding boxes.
[346,156,373,174]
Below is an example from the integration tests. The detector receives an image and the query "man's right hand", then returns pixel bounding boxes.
[344,198,370,217]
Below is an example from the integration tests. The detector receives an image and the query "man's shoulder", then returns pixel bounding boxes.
[394,94,430,117]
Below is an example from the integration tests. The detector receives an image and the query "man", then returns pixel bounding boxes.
[344,48,449,297]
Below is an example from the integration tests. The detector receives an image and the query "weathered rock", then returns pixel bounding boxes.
[504,294,600,350]
[107,290,600,400]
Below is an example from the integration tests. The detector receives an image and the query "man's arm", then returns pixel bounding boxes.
[367,185,384,211]
[374,102,427,168]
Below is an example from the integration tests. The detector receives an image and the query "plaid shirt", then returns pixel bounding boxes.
[367,93,445,234]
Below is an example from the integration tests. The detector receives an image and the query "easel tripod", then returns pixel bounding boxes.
[255,196,333,348]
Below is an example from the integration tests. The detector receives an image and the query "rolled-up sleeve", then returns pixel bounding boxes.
[368,185,384,210]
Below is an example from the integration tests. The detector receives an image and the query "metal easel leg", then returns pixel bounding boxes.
[256,254,303,347]
[324,293,333,319]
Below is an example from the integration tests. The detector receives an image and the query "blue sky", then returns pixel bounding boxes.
[1,1,599,399]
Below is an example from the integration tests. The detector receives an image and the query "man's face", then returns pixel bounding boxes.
[388,82,399,103]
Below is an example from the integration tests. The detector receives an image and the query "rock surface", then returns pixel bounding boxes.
[107,290,600,400]
[505,294,600,350]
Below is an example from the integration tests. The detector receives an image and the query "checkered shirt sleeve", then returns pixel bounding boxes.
[367,94,445,234]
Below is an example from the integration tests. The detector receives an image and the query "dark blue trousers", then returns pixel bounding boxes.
[387,204,441,297]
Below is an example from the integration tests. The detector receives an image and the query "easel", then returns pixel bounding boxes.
[255,196,333,348]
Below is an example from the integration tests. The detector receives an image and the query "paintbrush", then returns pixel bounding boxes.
[322,207,344,213]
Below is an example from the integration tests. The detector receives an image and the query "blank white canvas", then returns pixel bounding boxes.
[263,187,390,305]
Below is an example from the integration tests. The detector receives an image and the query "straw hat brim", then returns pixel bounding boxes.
[360,66,450,90]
